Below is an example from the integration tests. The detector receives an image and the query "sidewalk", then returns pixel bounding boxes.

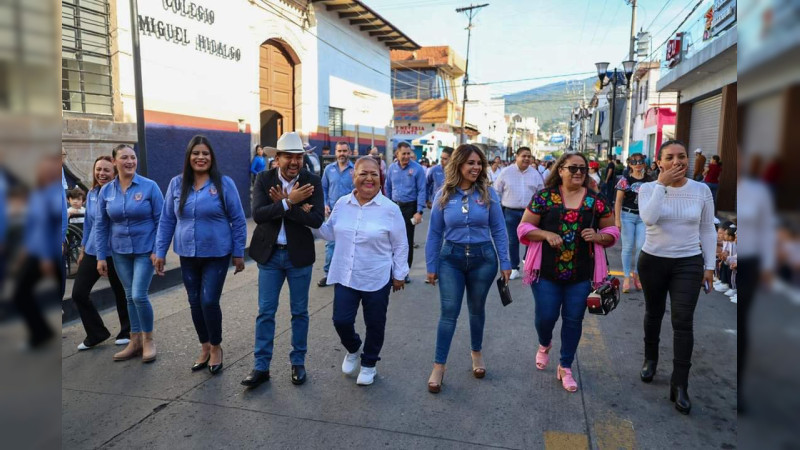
[61,220,738,449]
[61,219,257,323]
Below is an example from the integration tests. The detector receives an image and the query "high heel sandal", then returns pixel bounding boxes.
[633,274,643,291]
[557,365,578,392]
[428,366,446,393]
[622,277,631,293]
[536,344,552,370]
[471,352,486,379]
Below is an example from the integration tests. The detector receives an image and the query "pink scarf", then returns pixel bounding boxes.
[517,221,620,288]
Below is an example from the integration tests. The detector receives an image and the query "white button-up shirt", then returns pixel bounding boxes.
[277,171,298,245]
[493,163,545,209]
[315,191,409,292]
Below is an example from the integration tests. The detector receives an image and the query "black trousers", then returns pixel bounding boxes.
[71,253,130,345]
[638,251,704,386]
[736,257,759,395]
[12,255,62,346]
[398,201,417,269]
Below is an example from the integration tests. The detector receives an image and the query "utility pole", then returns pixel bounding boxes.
[609,69,618,159]
[456,3,488,145]
[621,0,637,160]
[130,0,148,175]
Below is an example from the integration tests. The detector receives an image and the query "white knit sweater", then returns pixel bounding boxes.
[638,179,717,270]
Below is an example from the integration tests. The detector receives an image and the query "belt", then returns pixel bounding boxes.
[503,206,525,211]
[274,244,288,251]
[396,201,417,207]
[444,240,492,256]
[621,207,639,214]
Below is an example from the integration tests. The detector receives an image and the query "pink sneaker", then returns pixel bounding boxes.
[557,365,578,392]
[536,344,552,370]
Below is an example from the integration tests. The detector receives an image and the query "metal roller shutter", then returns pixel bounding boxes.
[687,93,722,170]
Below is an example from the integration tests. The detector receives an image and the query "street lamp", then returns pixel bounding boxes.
[595,60,635,158]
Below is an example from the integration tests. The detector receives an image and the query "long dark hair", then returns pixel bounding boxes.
[657,139,688,160]
[438,144,491,208]
[179,135,226,215]
[545,152,591,189]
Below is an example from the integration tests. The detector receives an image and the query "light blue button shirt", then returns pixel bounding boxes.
[322,160,355,209]
[155,175,247,259]
[94,174,164,260]
[81,186,103,256]
[384,160,426,212]
[426,187,511,273]
[426,164,445,204]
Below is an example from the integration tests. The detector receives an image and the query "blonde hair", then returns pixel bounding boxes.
[438,144,491,208]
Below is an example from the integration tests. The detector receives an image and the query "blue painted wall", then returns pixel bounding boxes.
[142,124,252,217]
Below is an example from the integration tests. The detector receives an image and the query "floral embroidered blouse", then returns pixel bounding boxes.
[527,186,613,283]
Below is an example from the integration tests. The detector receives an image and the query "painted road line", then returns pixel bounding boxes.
[544,431,588,450]
[593,412,636,450]
[609,270,624,276]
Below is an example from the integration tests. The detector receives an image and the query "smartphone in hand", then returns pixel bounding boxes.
[703,280,710,294]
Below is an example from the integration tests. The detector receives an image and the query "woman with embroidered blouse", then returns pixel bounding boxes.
[517,152,618,392]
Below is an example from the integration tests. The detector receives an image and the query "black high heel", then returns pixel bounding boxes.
[640,360,657,383]
[191,356,210,372]
[669,383,691,415]
[208,347,223,375]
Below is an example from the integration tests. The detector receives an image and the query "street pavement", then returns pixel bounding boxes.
[61,217,738,449]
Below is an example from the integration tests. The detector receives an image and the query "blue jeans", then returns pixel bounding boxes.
[332,282,391,367]
[323,240,335,274]
[620,211,646,277]
[705,182,719,205]
[435,241,498,364]
[254,249,313,371]
[180,255,230,345]
[531,278,592,368]
[112,252,155,333]
[503,208,524,270]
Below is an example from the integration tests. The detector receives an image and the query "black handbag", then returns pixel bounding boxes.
[496,278,512,306]
[586,204,620,315]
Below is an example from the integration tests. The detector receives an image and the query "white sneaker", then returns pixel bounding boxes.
[77,342,91,351]
[730,295,737,304]
[724,289,737,297]
[714,283,730,292]
[356,366,377,386]
[114,338,130,345]
[509,269,520,280]
[342,349,360,375]
[713,281,724,288]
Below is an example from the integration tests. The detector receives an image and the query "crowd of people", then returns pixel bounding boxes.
[48,132,734,415]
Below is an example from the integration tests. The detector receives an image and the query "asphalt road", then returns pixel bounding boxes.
[61,218,738,449]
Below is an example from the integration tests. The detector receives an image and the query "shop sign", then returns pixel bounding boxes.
[666,33,683,68]
[138,0,242,62]
[712,0,737,35]
[703,7,714,41]
[394,124,426,135]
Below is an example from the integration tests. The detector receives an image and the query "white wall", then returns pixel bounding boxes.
[314,7,393,138]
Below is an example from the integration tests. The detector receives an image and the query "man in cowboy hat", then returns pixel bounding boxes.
[692,148,706,181]
[243,131,324,389]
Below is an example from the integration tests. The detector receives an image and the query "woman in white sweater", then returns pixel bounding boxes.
[636,140,716,415]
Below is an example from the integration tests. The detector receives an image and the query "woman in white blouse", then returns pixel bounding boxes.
[636,140,716,416]
[316,157,409,386]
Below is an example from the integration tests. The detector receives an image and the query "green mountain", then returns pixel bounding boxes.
[502,77,596,128]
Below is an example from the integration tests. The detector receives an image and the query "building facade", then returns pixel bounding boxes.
[630,62,677,161]
[61,0,417,214]
[389,46,465,162]
[656,2,737,211]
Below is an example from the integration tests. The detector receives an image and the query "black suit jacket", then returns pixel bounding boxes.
[248,168,324,267]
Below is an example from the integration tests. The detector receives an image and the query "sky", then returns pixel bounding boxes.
[365,0,713,97]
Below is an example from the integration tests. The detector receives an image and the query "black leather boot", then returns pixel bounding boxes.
[640,360,657,383]
[669,383,691,415]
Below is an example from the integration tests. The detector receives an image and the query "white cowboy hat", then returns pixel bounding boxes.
[694,148,702,153]
[264,132,305,157]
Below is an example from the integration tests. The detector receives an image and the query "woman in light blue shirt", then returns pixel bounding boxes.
[95,144,164,363]
[155,135,247,375]
[250,145,266,183]
[425,144,512,393]
[72,156,131,350]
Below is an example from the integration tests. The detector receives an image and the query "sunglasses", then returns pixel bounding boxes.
[563,166,588,174]
[462,195,469,214]
[630,160,645,165]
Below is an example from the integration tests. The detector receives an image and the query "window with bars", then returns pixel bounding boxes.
[62,0,113,115]
[328,107,343,137]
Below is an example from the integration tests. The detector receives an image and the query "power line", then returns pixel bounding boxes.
[647,0,707,61]
[645,0,676,32]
